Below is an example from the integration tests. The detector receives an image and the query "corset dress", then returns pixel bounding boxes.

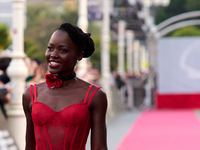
[30,84,101,150]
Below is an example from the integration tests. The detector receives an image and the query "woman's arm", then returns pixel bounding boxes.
[22,86,36,150]
[90,88,108,150]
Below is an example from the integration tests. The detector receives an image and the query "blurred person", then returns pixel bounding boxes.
[86,66,101,86]
[80,62,101,86]
[22,22,108,150]
[24,56,33,76]
[132,72,147,109]
[26,57,46,86]
[0,57,12,119]
[139,71,152,109]
[115,73,125,90]
[124,73,135,110]
[114,72,127,104]
[92,67,101,86]
[0,57,11,84]
[0,81,12,119]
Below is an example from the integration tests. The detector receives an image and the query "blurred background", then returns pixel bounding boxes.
[1,0,200,149]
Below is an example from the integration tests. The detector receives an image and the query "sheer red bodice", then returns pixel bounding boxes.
[30,84,100,150]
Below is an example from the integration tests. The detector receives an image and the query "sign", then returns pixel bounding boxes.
[157,37,200,109]
[158,37,200,94]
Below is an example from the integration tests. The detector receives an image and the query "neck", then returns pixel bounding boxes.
[56,72,76,81]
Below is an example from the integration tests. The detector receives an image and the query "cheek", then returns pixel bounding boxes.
[62,56,77,68]
[45,51,49,60]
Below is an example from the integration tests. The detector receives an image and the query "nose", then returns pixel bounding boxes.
[50,49,59,57]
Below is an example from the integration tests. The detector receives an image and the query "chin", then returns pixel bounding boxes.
[48,69,58,75]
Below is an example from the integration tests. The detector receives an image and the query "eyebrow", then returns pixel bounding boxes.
[48,43,70,48]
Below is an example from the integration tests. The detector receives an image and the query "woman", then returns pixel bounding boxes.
[22,23,108,150]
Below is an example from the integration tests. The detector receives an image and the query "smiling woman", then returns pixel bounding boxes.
[22,23,108,150]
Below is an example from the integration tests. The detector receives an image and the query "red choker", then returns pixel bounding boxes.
[45,74,62,89]
[45,72,76,89]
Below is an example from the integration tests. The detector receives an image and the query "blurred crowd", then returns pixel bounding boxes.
[113,71,152,110]
[0,57,12,119]
[0,55,47,119]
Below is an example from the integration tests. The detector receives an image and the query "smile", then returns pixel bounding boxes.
[49,61,61,68]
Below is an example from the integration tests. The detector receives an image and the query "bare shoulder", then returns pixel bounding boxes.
[23,85,31,101]
[22,85,32,113]
[22,82,46,111]
[94,86,107,99]
[23,82,45,98]
[90,86,108,110]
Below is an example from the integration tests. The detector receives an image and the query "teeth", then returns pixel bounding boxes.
[50,62,60,65]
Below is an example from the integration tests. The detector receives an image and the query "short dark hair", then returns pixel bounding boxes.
[0,57,11,72]
[32,57,43,65]
[57,23,95,58]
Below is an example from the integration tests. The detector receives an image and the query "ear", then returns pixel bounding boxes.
[77,51,84,61]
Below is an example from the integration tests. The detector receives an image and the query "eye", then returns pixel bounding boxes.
[60,49,68,53]
[47,46,53,51]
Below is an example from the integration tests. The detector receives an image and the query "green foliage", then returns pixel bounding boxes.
[155,0,200,36]
[185,0,200,11]
[154,7,169,25]
[24,38,42,58]
[60,5,78,25]
[90,36,101,68]
[25,3,78,60]
[25,2,118,71]
[88,23,118,71]
[0,23,11,50]
[90,34,118,72]
[167,0,187,14]
[170,26,200,37]
[110,40,118,71]
[155,0,200,25]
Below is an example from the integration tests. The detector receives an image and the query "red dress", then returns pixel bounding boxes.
[30,84,100,150]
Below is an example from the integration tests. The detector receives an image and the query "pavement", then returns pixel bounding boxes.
[106,108,200,150]
[0,110,7,130]
[85,108,142,150]
[0,108,18,150]
[107,109,141,150]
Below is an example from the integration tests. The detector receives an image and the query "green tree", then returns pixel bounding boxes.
[25,2,78,60]
[25,2,118,71]
[155,0,200,36]
[185,0,200,11]
[155,0,187,25]
[89,24,118,72]
[171,26,200,37]
[155,0,200,25]
[24,38,40,58]
[110,40,118,71]
[0,23,11,50]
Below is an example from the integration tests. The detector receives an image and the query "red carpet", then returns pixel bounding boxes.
[116,110,200,150]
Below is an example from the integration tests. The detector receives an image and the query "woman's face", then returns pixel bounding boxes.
[45,30,83,76]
